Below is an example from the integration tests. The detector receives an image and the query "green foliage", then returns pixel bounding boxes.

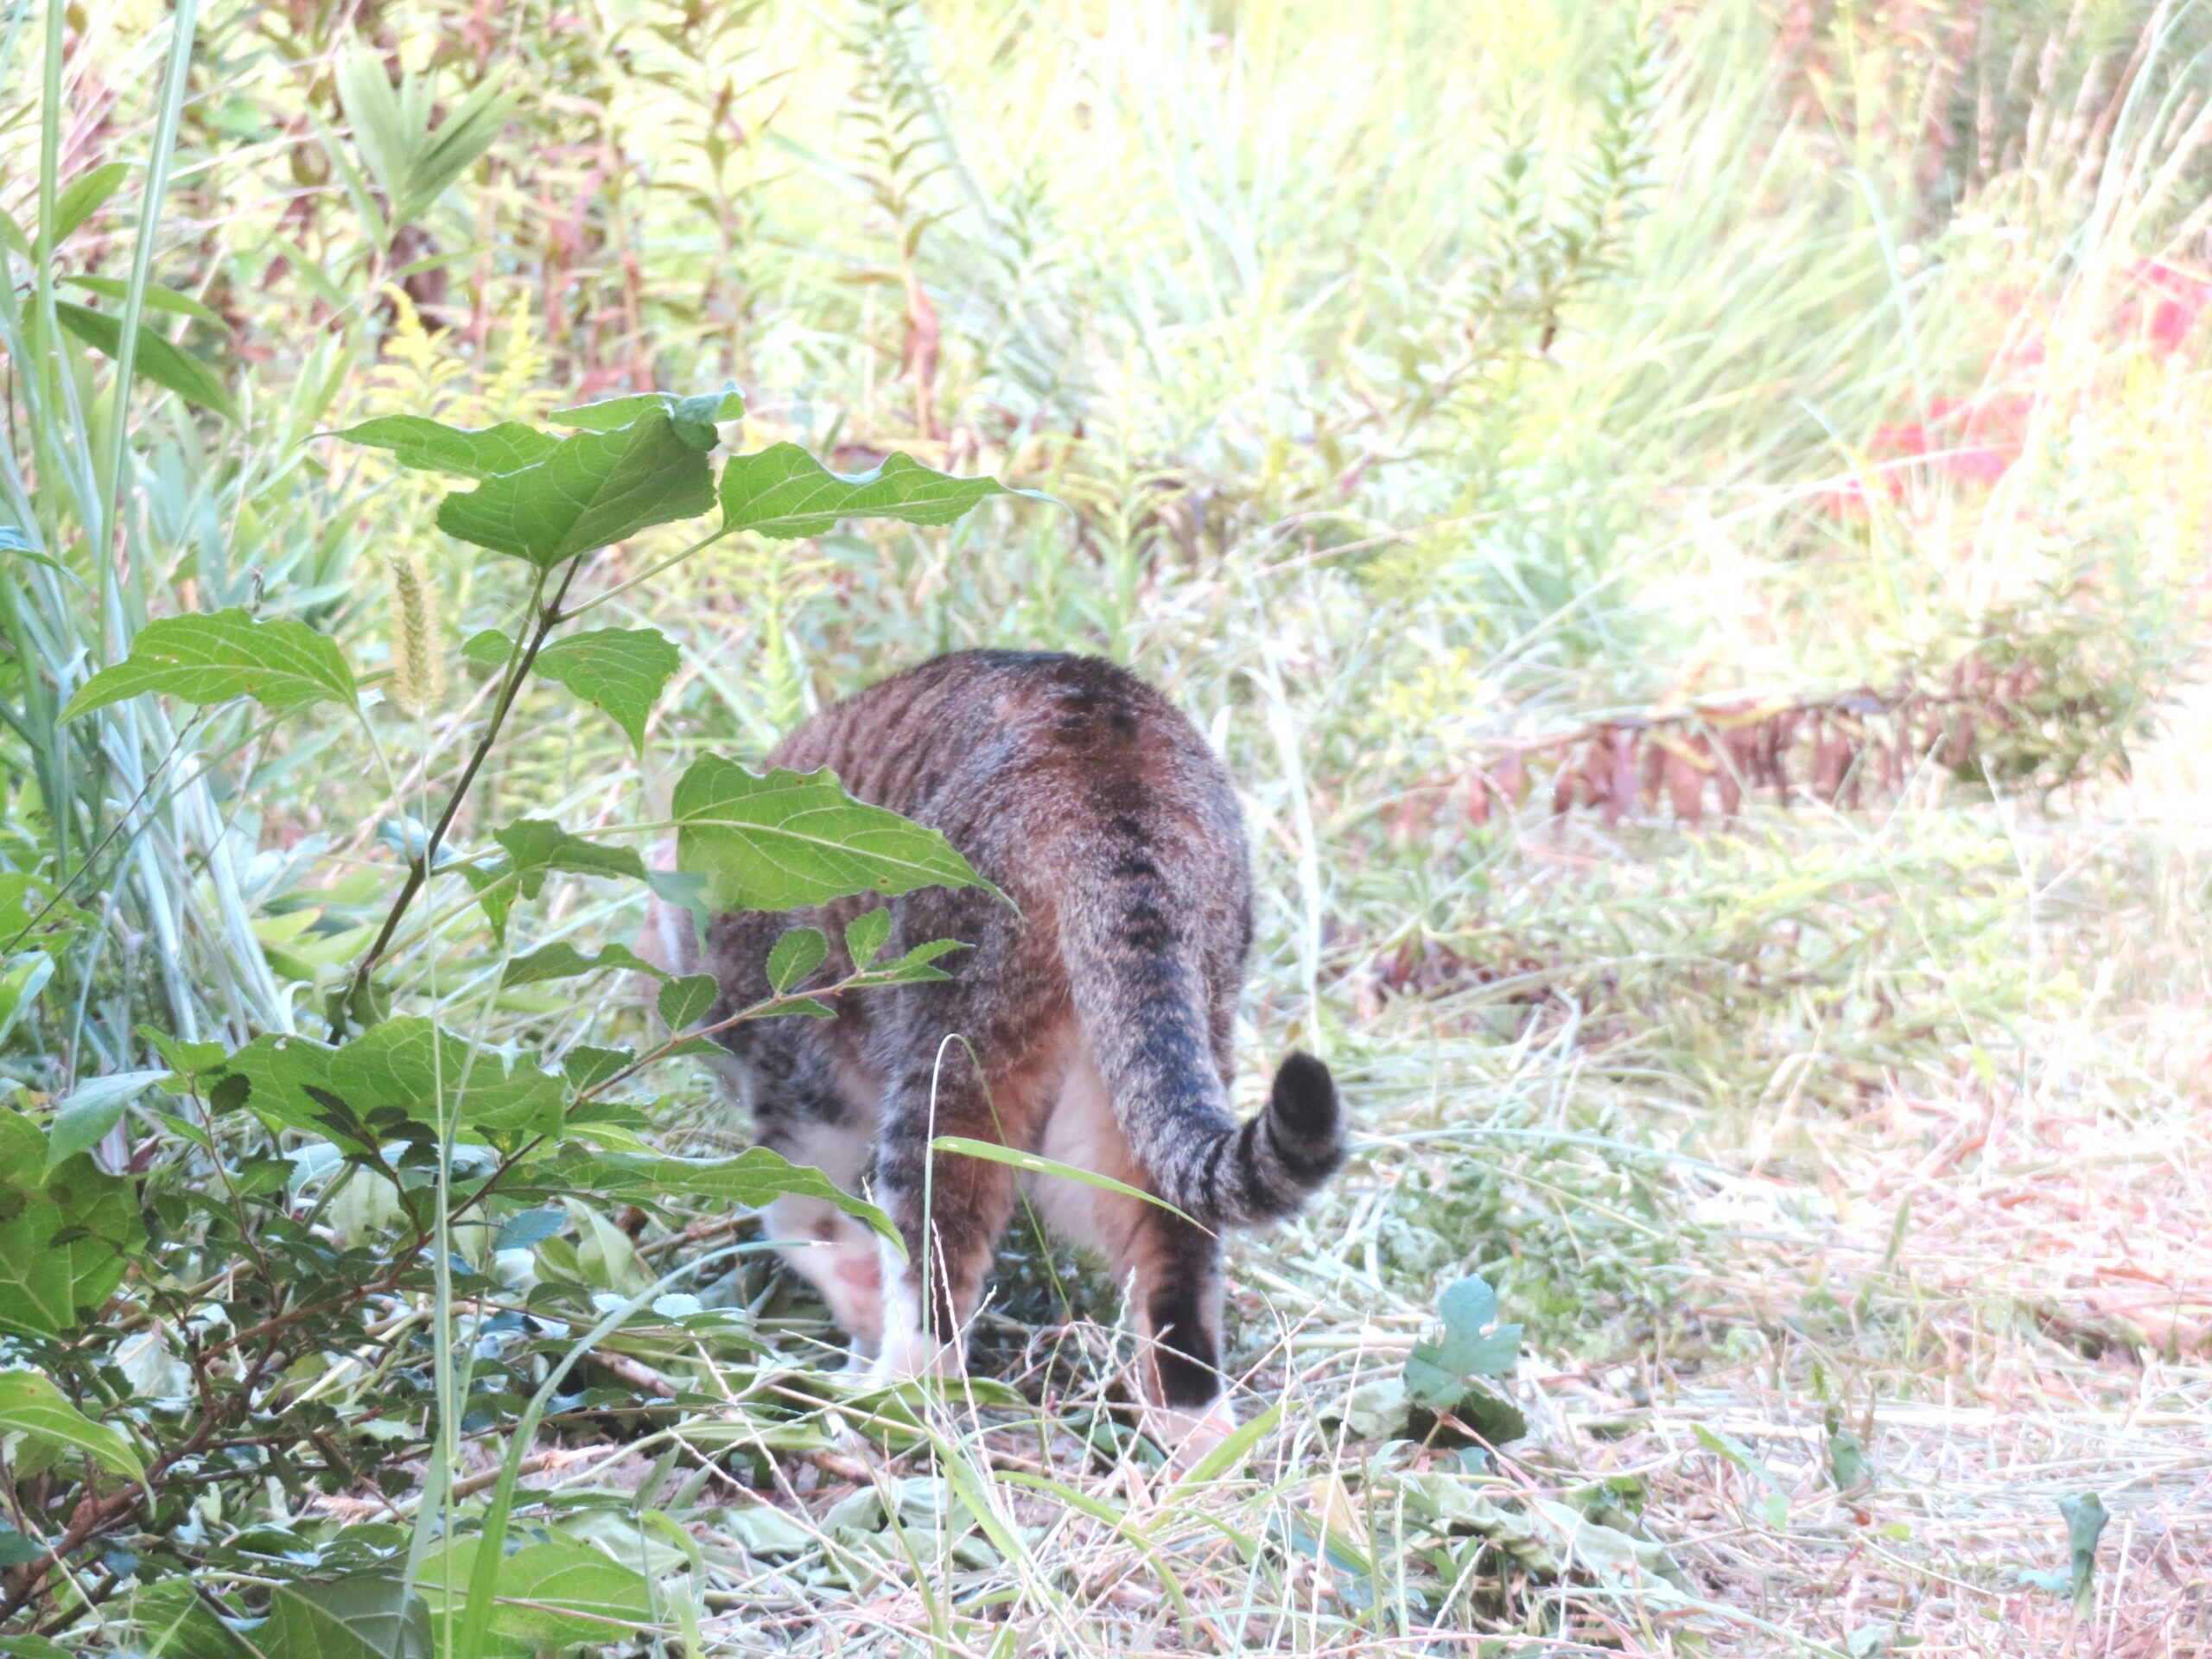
[531,626,681,753]
[718,444,1029,537]
[0,1368,145,1482]
[60,611,358,720]
[51,302,238,423]
[673,759,989,911]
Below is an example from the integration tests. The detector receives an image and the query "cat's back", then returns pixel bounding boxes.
[770,651,1234,830]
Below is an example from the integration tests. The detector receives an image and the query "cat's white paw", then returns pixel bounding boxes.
[1142,1396,1239,1470]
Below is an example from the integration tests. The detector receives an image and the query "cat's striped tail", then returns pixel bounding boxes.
[1059,892,1344,1229]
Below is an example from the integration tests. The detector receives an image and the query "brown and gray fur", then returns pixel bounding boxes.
[640,650,1344,1454]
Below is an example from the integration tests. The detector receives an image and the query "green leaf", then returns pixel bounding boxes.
[0,871,89,952]
[50,162,131,243]
[533,626,680,754]
[416,1537,654,1647]
[2060,1492,2108,1614]
[262,1571,430,1659]
[0,1367,145,1481]
[44,1069,166,1176]
[718,442,1030,539]
[130,1578,257,1659]
[461,626,516,668]
[336,416,556,479]
[658,973,717,1031]
[219,1020,568,1145]
[61,275,224,327]
[555,386,743,450]
[673,758,990,912]
[766,926,828,994]
[54,302,238,423]
[501,940,666,988]
[561,1045,635,1091]
[435,410,716,569]
[493,1208,567,1252]
[845,907,891,970]
[543,1145,899,1246]
[61,610,357,721]
[460,820,645,944]
[0,525,64,573]
[0,1112,139,1338]
[1827,1423,1873,1494]
[1405,1274,1523,1412]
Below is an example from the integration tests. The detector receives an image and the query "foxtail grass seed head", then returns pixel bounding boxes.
[386,549,444,716]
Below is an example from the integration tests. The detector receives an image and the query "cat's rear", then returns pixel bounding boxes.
[647,651,1344,1457]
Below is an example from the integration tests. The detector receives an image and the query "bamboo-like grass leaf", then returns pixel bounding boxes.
[54,301,238,423]
[335,49,517,233]
[719,442,1032,538]
[49,162,132,244]
[532,626,681,753]
[673,758,991,912]
[61,609,356,721]
[61,274,224,327]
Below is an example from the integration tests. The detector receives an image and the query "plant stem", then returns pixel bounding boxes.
[334,557,584,1036]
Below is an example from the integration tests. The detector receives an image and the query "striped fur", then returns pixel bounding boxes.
[640,651,1345,1455]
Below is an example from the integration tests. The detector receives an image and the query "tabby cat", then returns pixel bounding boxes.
[641,650,1344,1457]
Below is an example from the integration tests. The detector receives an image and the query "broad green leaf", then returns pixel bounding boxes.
[62,275,224,327]
[766,926,827,993]
[461,626,516,667]
[658,973,717,1030]
[262,1571,430,1659]
[334,416,557,480]
[50,162,131,243]
[0,1634,72,1659]
[416,1537,655,1648]
[501,940,665,988]
[61,610,357,721]
[561,1045,634,1091]
[0,1367,145,1481]
[845,907,891,970]
[435,410,715,569]
[533,626,680,754]
[541,1145,899,1245]
[718,442,1027,539]
[54,302,238,423]
[130,1578,257,1659]
[673,758,988,912]
[219,1020,568,1145]
[556,387,743,451]
[0,1113,139,1337]
[1405,1274,1523,1412]
[44,1069,166,1176]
